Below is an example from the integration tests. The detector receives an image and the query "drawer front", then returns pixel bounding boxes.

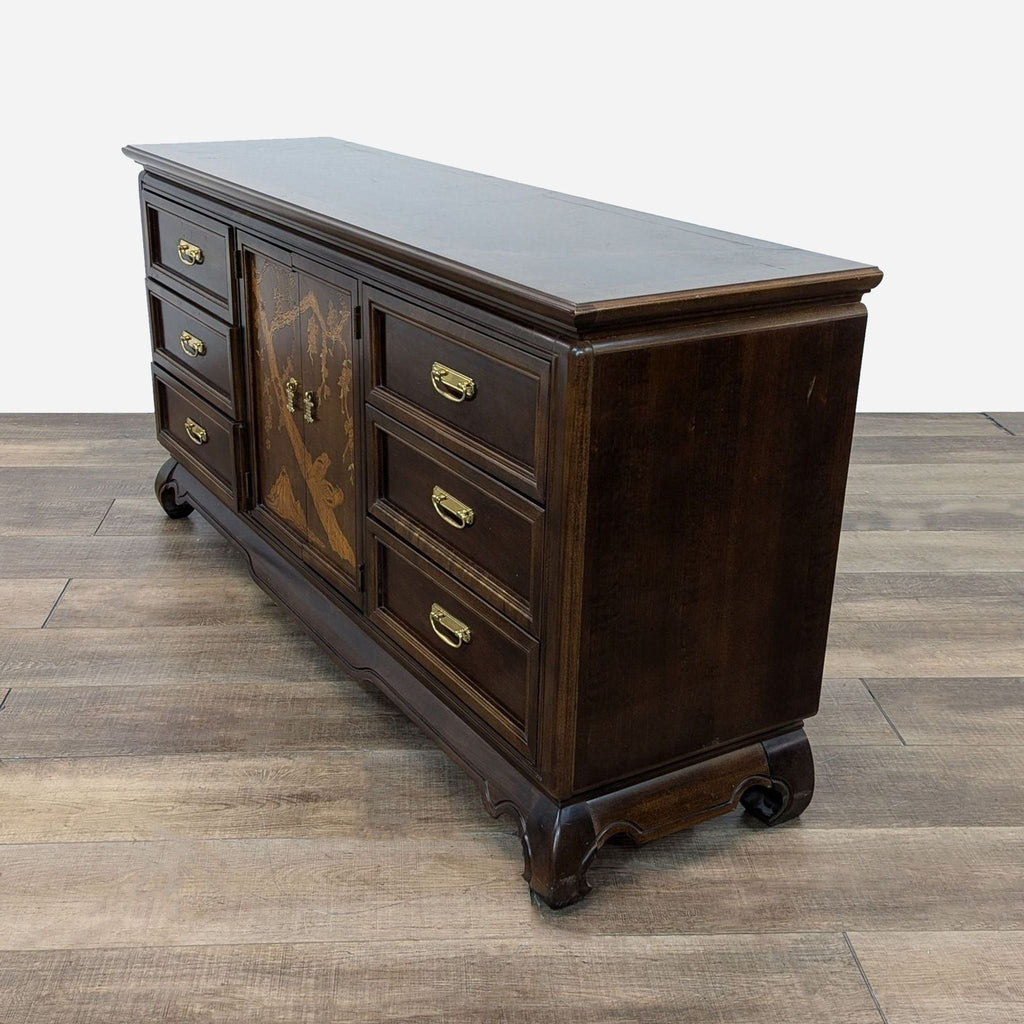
[368,529,538,758]
[148,282,237,414]
[368,409,543,632]
[152,365,241,508]
[144,193,233,315]
[366,287,550,499]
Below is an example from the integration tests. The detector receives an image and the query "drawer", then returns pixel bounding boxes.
[143,192,233,317]
[365,287,550,500]
[148,281,238,414]
[368,409,544,632]
[152,364,243,509]
[368,528,539,758]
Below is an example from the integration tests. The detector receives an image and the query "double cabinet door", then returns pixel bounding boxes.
[242,234,362,606]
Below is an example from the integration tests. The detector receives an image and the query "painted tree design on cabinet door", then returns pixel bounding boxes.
[250,252,305,538]
[248,251,357,576]
[300,271,357,572]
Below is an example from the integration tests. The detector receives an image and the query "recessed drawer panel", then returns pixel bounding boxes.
[368,409,543,632]
[368,528,538,759]
[152,364,242,508]
[366,287,550,499]
[144,193,233,316]
[148,282,237,414]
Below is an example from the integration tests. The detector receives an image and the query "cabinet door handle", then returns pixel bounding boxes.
[177,239,204,266]
[179,331,206,358]
[431,485,474,528]
[429,603,471,648]
[303,391,317,424]
[430,362,476,403]
[184,417,208,445]
[285,377,299,413]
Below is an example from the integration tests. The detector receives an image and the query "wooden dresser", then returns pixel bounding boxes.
[123,138,882,907]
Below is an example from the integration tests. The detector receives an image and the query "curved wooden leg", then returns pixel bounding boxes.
[484,735,801,907]
[518,797,598,909]
[155,458,194,519]
[741,727,814,825]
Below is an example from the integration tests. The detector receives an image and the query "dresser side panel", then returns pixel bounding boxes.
[571,305,867,793]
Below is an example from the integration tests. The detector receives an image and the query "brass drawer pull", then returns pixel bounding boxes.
[429,603,471,648]
[183,417,208,445]
[430,362,476,403]
[177,239,204,266]
[285,377,299,413]
[431,485,474,529]
[303,390,317,424]
[179,331,206,358]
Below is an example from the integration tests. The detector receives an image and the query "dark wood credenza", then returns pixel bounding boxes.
[123,138,882,907]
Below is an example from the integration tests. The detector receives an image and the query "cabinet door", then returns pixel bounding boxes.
[244,239,364,606]
[296,258,362,601]
[245,243,307,551]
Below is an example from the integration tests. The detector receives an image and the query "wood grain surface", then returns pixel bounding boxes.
[850,412,1008,436]
[1,934,884,1024]
[847,931,1024,1024]
[124,138,879,317]
[988,412,1023,434]
[1,411,1022,1022]
[0,579,67,628]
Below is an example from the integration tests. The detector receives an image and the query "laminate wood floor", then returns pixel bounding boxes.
[1,412,1022,1024]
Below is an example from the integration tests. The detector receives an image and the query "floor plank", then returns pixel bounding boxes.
[0,535,244,578]
[836,531,1024,572]
[830,572,1024,620]
[987,412,1024,435]
[6,741,1018,847]
[0,413,152,442]
[848,931,1024,1024]
[0,835,536,948]
[0,934,883,1024]
[850,435,1024,463]
[844,464,1024,495]
[556,827,1024,935]
[0,467,153,500]
[0,626,340,687]
[867,678,1024,746]
[841,494,1024,531]
[3,828,1023,948]
[804,679,900,747]
[0,681,427,758]
[0,498,114,537]
[807,745,1024,827]
[47,577,282,629]
[0,441,162,468]
[0,579,68,628]
[852,413,1004,436]
[95,496,218,537]
[824,619,1024,677]
[0,750,472,845]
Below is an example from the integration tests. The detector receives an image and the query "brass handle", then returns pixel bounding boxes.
[179,331,206,358]
[183,417,208,445]
[430,362,476,403]
[431,485,474,529]
[303,391,316,424]
[285,377,299,413]
[177,239,204,266]
[429,603,471,648]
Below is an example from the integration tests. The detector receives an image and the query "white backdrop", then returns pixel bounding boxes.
[3,1,1020,412]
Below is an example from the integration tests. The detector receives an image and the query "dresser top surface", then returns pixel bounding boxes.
[125,137,880,327]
